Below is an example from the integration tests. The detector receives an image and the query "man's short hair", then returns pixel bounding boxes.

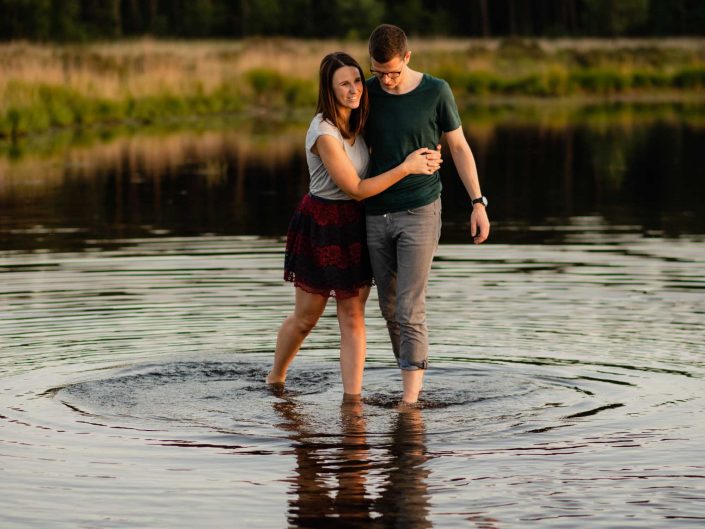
[368,24,408,63]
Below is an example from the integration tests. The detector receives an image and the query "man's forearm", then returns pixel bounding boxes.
[449,143,482,200]
[449,140,490,243]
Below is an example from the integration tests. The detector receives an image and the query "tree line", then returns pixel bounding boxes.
[1,0,704,41]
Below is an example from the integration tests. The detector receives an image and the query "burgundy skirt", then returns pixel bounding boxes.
[284,193,373,299]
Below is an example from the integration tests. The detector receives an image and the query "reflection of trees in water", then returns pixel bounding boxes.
[0,125,309,247]
[2,115,704,248]
[1,126,305,194]
[272,394,430,529]
[445,117,705,239]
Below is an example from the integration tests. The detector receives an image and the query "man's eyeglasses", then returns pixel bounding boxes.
[370,68,403,80]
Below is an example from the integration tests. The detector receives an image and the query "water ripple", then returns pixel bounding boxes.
[1,236,704,528]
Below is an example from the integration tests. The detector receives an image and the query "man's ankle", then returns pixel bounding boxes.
[401,369,425,402]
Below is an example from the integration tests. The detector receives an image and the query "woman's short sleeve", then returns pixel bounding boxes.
[305,115,343,153]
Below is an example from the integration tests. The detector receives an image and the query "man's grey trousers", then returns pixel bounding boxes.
[366,197,442,370]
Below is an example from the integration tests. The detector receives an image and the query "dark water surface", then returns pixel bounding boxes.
[1,109,705,528]
[2,105,704,250]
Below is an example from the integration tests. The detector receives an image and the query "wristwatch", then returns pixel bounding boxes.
[471,196,488,207]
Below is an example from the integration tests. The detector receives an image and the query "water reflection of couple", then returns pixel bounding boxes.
[267,24,490,404]
[273,393,430,528]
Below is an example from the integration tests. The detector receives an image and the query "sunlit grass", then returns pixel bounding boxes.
[1,38,704,138]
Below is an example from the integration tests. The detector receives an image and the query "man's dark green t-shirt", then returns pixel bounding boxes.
[364,74,461,215]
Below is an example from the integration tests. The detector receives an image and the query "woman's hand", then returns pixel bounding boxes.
[402,146,443,175]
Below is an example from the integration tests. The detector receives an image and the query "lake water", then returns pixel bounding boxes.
[1,107,704,527]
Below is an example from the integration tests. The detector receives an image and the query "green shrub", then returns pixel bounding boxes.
[6,106,51,135]
[244,69,315,108]
[283,78,316,107]
[246,68,285,94]
[673,68,705,89]
[95,99,125,123]
[632,71,671,88]
[570,69,630,94]
[38,85,75,126]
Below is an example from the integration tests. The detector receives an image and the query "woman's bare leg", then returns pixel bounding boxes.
[336,286,370,395]
[267,288,328,384]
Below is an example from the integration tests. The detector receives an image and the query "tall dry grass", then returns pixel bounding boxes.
[0,38,341,112]
[4,37,702,96]
[2,37,705,138]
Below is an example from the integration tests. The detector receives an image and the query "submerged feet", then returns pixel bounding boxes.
[267,369,425,407]
[265,372,286,398]
[397,400,422,411]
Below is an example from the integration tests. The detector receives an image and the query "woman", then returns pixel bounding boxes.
[266,52,441,396]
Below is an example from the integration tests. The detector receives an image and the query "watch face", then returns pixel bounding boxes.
[474,196,488,206]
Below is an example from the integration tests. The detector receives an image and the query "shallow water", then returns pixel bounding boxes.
[2,234,704,528]
[2,108,705,526]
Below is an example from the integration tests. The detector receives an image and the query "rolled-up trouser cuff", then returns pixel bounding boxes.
[399,359,428,371]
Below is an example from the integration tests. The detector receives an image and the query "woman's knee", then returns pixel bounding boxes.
[290,310,321,334]
[289,306,323,334]
[291,289,326,333]
[337,301,365,331]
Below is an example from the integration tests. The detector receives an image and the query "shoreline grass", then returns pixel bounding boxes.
[2,38,705,139]
[3,99,704,169]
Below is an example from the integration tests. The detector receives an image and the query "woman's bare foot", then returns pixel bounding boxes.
[266,372,285,385]
[396,400,421,412]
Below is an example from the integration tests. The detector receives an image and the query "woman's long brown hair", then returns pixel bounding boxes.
[315,52,369,140]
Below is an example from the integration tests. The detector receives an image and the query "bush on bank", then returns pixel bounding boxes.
[1,38,704,139]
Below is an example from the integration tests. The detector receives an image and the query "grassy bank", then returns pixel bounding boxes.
[4,101,704,168]
[2,38,705,138]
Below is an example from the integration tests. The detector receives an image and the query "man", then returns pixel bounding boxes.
[364,24,490,405]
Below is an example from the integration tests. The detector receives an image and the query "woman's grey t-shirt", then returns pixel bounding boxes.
[305,114,369,200]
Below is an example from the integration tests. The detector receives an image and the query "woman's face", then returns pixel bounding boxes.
[331,65,363,110]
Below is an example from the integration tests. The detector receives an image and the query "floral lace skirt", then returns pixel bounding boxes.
[284,193,373,299]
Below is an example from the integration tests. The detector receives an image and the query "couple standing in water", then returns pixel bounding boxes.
[267,24,490,405]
